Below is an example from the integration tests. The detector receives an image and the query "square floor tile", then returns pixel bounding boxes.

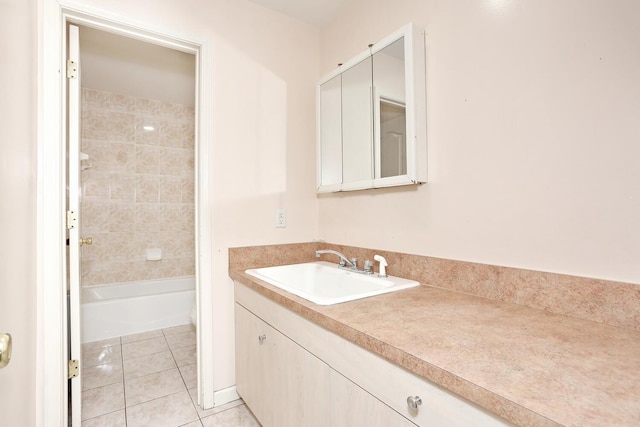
[81,382,125,421]
[126,390,199,427]
[82,362,123,391]
[122,336,169,360]
[165,330,196,350]
[178,363,197,389]
[81,409,126,427]
[172,344,196,366]
[200,404,261,427]
[123,350,176,380]
[82,342,122,369]
[179,421,203,427]
[124,367,186,406]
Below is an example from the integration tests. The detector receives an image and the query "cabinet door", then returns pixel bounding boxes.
[272,332,331,426]
[329,369,416,427]
[236,304,332,427]
[235,304,272,425]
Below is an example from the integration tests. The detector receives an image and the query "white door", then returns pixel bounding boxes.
[67,23,83,426]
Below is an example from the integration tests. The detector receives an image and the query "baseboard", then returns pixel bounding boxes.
[213,385,240,407]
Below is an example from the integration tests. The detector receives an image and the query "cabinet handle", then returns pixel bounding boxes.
[258,334,266,343]
[407,395,422,409]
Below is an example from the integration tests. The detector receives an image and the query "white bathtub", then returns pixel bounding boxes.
[81,276,195,343]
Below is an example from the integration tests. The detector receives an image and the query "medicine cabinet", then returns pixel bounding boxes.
[317,23,427,193]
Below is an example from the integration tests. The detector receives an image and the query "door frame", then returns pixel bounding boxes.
[37,1,215,425]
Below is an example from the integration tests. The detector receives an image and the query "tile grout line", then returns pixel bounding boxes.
[119,335,128,427]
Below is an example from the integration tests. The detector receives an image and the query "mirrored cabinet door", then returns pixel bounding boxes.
[341,56,373,190]
[372,37,407,179]
[317,23,426,193]
[318,74,343,190]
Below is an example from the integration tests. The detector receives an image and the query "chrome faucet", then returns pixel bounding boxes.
[315,250,355,268]
[315,250,373,275]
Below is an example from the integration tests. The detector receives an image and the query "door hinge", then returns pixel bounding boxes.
[66,59,77,79]
[66,210,77,229]
[68,359,79,379]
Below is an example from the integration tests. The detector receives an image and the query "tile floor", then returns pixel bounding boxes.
[81,324,261,427]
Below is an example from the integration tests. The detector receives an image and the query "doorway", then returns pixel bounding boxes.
[38,5,215,425]
[69,23,198,424]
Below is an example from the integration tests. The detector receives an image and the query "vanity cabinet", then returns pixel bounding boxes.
[235,303,413,427]
[235,304,332,426]
[317,23,427,192]
[234,282,512,427]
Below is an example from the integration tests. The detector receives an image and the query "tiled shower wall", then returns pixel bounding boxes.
[80,88,195,287]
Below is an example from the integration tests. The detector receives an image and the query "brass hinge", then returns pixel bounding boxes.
[68,359,79,379]
[66,210,77,230]
[66,59,77,79]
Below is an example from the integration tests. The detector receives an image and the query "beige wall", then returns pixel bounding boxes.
[80,88,195,286]
[319,0,640,285]
[0,0,37,425]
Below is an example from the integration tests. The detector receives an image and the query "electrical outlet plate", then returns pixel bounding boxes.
[276,209,286,228]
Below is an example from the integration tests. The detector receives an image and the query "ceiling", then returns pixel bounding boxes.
[79,26,196,106]
[248,0,349,26]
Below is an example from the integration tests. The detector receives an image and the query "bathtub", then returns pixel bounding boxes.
[81,276,195,343]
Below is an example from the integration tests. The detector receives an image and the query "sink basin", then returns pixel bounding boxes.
[245,261,419,305]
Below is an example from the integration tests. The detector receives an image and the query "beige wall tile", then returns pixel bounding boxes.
[83,172,111,198]
[82,199,111,234]
[135,145,159,174]
[108,204,135,233]
[158,147,184,175]
[181,178,194,203]
[181,120,195,148]
[158,176,182,203]
[135,116,160,145]
[110,174,136,201]
[82,88,110,111]
[109,93,136,113]
[135,175,159,203]
[135,97,161,115]
[159,120,183,147]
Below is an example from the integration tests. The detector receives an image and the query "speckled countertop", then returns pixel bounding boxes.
[230,269,640,427]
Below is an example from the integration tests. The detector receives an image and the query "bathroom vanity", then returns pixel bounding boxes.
[231,248,640,427]
[234,280,511,426]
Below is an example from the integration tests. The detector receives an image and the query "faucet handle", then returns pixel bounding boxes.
[373,255,388,277]
[364,260,373,273]
[350,258,358,269]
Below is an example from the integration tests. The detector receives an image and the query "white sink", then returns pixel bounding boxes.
[245,261,419,305]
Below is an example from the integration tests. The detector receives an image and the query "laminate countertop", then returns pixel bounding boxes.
[230,269,640,427]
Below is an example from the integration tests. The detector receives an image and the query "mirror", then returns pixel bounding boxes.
[318,74,342,189]
[317,24,426,193]
[372,37,406,179]
[341,56,373,187]
[378,100,406,177]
